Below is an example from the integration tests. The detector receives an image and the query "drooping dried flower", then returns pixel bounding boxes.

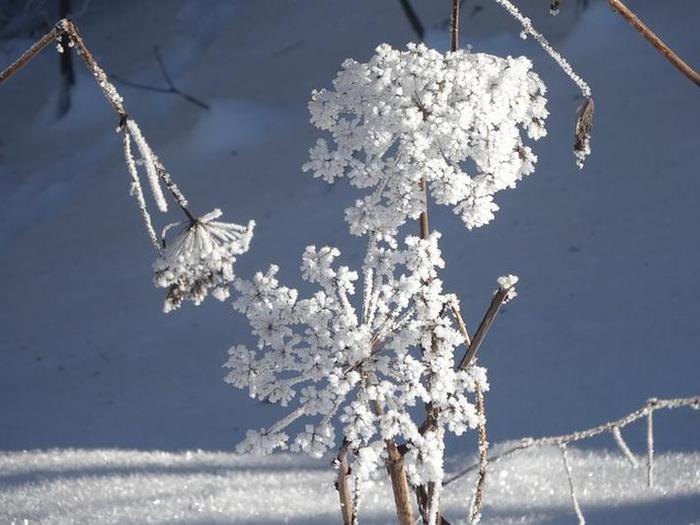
[154,209,255,312]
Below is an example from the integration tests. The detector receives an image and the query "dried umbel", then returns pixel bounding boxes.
[154,209,255,312]
[304,43,548,236]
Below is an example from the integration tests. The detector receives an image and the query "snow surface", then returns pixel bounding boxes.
[1,447,698,524]
[0,0,699,522]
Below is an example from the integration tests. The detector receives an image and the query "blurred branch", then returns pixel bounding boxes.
[398,0,424,41]
[109,46,210,110]
[608,0,700,87]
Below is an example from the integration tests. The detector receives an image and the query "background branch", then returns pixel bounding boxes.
[608,0,699,87]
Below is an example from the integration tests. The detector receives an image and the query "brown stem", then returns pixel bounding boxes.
[0,26,59,85]
[334,441,355,525]
[385,438,417,525]
[367,383,415,525]
[450,0,460,52]
[0,18,197,223]
[469,384,488,524]
[608,0,700,87]
[457,286,511,371]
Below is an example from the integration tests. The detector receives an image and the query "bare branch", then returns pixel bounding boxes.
[444,395,700,486]
[608,0,700,87]
[0,25,58,84]
[109,46,210,110]
[560,444,586,525]
[398,0,424,41]
[457,285,512,370]
[468,384,488,524]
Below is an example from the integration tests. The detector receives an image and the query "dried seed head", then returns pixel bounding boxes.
[574,97,595,169]
[154,209,255,312]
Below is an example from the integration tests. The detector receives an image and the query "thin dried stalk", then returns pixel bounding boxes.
[491,0,594,168]
[0,18,197,247]
[334,441,355,525]
[646,401,655,488]
[445,395,700,486]
[468,384,488,524]
[560,444,586,525]
[457,285,512,370]
[122,130,161,252]
[608,0,700,87]
[0,26,59,84]
[386,438,416,525]
[611,425,638,467]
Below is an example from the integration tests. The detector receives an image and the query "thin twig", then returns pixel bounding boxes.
[490,0,594,168]
[468,384,488,524]
[110,46,210,110]
[646,402,655,488]
[444,395,700,486]
[450,0,460,52]
[0,25,58,84]
[0,18,198,233]
[608,0,700,87]
[560,444,586,525]
[457,286,511,370]
[398,0,424,41]
[611,425,638,467]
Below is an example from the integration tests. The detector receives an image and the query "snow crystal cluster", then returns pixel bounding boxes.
[154,210,255,312]
[303,43,548,235]
[225,233,488,485]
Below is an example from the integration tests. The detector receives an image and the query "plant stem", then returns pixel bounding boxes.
[457,286,510,370]
[0,18,197,223]
[0,27,59,85]
[608,0,700,87]
[335,441,355,525]
[468,384,488,524]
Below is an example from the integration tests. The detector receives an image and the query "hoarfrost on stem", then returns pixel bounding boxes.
[303,43,548,236]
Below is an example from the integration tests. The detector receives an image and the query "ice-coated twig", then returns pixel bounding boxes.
[560,444,586,525]
[122,130,160,253]
[612,425,638,467]
[445,395,700,486]
[468,384,488,525]
[125,119,168,213]
[646,401,655,488]
[491,0,594,168]
[491,0,590,97]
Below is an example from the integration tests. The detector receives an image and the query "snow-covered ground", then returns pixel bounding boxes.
[1,447,699,524]
[1,0,699,522]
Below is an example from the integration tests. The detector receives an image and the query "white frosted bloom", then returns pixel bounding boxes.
[303,43,548,236]
[226,231,484,487]
[154,209,255,312]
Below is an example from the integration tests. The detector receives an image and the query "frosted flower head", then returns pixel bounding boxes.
[303,43,548,236]
[225,232,485,484]
[154,209,255,312]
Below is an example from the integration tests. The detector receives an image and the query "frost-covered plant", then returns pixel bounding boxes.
[121,119,255,312]
[155,210,255,312]
[224,232,488,489]
[303,43,548,236]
